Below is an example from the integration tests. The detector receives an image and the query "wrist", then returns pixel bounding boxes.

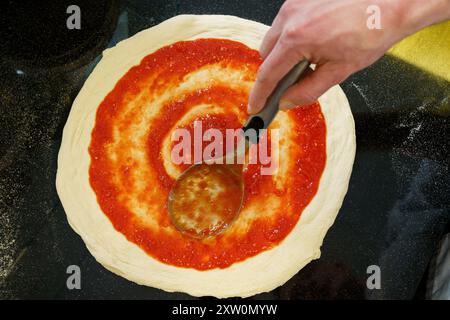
[395,0,450,35]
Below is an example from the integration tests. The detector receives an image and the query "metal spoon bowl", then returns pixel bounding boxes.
[168,163,244,238]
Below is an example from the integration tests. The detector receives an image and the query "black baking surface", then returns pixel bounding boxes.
[0,0,449,299]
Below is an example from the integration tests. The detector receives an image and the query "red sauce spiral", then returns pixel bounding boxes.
[89,39,326,270]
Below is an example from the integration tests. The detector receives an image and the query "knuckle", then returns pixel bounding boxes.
[282,26,299,44]
[256,71,270,86]
[256,62,272,82]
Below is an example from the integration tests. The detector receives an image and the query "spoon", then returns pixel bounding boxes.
[168,60,310,238]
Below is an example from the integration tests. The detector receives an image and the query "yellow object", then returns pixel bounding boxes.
[388,21,450,81]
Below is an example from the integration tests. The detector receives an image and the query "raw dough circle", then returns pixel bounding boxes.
[56,15,356,298]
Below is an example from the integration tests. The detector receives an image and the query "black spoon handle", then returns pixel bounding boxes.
[243,60,310,133]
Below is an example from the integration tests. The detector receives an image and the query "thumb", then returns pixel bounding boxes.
[280,63,351,109]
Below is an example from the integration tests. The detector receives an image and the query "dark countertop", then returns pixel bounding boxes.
[0,0,449,299]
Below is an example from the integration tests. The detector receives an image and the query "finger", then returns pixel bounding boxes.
[259,15,283,59]
[259,26,281,59]
[248,40,301,114]
[280,63,351,109]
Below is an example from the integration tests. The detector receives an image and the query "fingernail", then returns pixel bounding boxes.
[247,104,254,114]
[279,99,297,110]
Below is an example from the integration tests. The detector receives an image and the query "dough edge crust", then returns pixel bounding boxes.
[56,14,356,298]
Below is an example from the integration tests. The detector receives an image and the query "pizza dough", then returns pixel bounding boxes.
[56,15,356,298]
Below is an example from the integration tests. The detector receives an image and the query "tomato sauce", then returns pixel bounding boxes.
[89,39,326,270]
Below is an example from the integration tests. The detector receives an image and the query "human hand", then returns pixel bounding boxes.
[248,0,450,113]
